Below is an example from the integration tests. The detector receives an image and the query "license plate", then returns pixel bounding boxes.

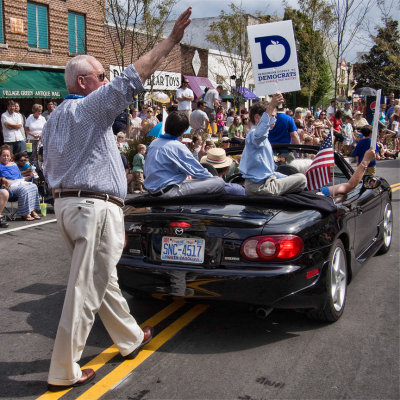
[161,237,205,264]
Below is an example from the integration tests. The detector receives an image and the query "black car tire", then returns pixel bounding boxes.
[307,239,347,322]
[377,202,393,255]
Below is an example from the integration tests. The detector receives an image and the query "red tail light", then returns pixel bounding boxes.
[241,235,303,261]
[169,222,191,228]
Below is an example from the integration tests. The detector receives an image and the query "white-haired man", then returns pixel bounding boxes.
[42,7,192,391]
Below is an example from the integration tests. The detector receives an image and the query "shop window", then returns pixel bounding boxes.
[68,11,85,54]
[27,2,48,49]
[0,0,3,43]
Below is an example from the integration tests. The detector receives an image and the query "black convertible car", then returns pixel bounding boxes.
[117,144,393,322]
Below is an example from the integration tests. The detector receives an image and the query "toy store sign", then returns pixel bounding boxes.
[109,66,180,90]
[144,71,181,90]
[247,20,301,96]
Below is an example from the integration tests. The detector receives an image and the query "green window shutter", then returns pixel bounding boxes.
[68,12,75,52]
[76,13,85,53]
[0,0,3,43]
[68,11,85,54]
[27,2,37,47]
[27,2,48,48]
[37,4,48,49]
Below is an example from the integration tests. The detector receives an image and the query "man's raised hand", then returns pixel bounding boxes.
[169,7,192,44]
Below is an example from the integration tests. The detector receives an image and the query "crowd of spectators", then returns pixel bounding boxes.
[1,92,399,222]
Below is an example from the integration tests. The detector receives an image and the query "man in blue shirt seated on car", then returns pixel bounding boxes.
[239,93,307,196]
[144,111,225,197]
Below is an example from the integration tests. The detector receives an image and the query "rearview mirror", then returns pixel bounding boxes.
[363,176,381,190]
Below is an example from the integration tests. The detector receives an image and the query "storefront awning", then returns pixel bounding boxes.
[183,75,215,100]
[233,86,259,100]
[0,69,68,99]
[221,94,234,101]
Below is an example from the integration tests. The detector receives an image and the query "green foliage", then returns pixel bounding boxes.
[206,3,256,99]
[123,135,155,166]
[103,0,177,69]
[353,18,400,95]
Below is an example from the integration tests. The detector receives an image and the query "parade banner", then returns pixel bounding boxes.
[371,89,381,150]
[247,20,301,96]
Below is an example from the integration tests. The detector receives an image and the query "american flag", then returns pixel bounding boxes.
[306,132,335,190]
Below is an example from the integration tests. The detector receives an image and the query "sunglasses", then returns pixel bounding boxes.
[80,72,107,82]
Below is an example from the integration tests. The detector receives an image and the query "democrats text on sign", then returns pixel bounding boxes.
[247,20,301,96]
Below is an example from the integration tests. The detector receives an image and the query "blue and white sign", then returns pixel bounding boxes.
[247,20,301,96]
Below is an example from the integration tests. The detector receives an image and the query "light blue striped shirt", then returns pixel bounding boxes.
[143,135,212,192]
[239,112,278,183]
[42,65,144,199]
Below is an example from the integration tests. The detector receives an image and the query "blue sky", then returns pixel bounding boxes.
[172,0,399,63]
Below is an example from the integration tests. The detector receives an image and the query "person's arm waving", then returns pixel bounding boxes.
[134,7,192,83]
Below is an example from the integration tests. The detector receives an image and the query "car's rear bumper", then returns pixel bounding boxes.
[117,256,330,309]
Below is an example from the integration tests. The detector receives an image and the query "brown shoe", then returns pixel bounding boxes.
[47,368,95,391]
[124,326,154,360]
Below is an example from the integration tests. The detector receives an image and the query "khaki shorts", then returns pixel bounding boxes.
[133,171,144,183]
[366,166,376,176]
[205,107,216,122]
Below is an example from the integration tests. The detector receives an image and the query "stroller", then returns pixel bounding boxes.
[36,145,54,205]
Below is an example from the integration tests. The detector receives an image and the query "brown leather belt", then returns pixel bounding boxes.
[56,190,124,208]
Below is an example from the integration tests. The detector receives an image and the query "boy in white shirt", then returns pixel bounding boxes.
[343,115,354,155]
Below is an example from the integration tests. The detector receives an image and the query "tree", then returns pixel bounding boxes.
[206,3,270,110]
[353,18,400,95]
[283,3,333,109]
[102,0,177,69]
[323,0,374,105]
[98,0,177,133]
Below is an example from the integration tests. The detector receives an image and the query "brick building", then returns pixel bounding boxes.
[0,0,105,116]
[0,0,210,120]
[104,24,210,103]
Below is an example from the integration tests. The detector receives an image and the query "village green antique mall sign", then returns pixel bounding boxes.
[0,69,68,98]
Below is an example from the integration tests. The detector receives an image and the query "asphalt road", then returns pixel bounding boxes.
[0,159,399,400]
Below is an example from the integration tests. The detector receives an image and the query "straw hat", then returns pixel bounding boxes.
[200,148,233,169]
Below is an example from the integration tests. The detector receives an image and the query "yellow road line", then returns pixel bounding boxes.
[76,304,209,400]
[36,299,186,400]
[392,187,400,192]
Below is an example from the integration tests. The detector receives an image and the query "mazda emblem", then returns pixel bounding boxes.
[175,227,184,235]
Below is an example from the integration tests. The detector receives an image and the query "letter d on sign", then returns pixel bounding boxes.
[255,35,291,69]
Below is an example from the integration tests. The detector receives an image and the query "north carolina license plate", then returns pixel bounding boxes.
[161,237,205,263]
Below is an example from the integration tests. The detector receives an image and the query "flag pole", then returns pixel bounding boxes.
[371,89,381,151]
[331,127,335,197]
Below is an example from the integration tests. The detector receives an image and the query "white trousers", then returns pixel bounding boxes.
[48,197,143,386]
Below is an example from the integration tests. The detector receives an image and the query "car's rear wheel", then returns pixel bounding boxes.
[377,202,392,255]
[307,239,347,322]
